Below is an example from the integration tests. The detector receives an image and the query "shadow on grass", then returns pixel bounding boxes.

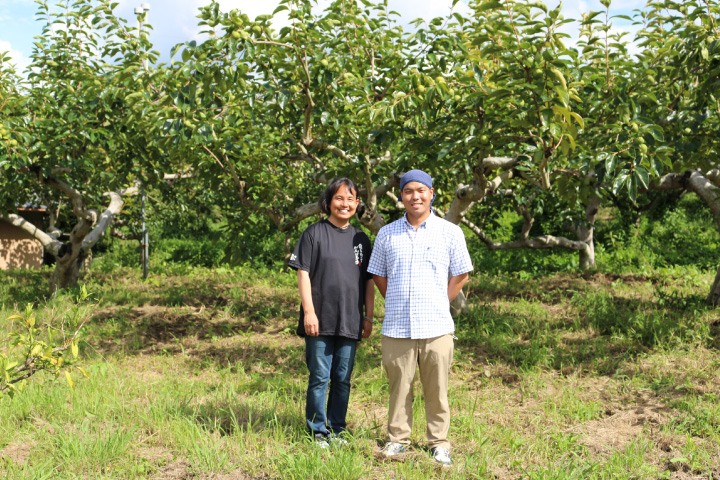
[0,269,54,305]
[169,385,305,438]
[457,285,716,377]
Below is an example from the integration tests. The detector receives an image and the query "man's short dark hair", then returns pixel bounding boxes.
[318,178,359,215]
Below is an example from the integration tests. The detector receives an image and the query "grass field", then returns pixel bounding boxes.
[1,264,720,479]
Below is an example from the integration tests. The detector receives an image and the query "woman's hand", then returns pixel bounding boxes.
[361,318,373,338]
[304,311,320,336]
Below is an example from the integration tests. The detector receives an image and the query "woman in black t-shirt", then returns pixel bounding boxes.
[288,178,375,446]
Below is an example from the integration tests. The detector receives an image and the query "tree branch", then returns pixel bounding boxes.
[82,191,125,249]
[461,217,591,254]
[305,138,349,159]
[39,172,95,224]
[1,214,62,255]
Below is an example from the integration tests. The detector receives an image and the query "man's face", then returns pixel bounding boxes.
[401,181,434,218]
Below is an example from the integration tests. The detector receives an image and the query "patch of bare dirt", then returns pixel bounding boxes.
[581,272,655,286]
[578,391,670,454]
[200,472,270,480]
[151,460,194,480]
[32,416,56,435]
[490,466,517,480]
[0,440,35,465]
[137,445,175,466]
[666,468,717,480]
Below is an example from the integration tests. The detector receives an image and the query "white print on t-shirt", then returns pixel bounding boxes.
[290,253,297,262]
[354,244,363,266]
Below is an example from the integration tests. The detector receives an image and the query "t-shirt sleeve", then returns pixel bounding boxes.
[449,225,473,276]
[367,228,387,277]
[288,226,314,272]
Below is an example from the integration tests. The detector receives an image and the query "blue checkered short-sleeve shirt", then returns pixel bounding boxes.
[367,213,473,339]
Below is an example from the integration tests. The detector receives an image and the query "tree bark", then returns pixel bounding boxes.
[708,266,720,307]
[3,190,127,291]
[651,169,720,306]
[283,230,293,272]
[576,193,601,270]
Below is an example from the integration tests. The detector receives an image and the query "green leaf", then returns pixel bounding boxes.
[549,123,562,139]
[569,112,584,129]
[612,172,628,195]
[438,143,453,160]
[646,125,664,142]
[628,174,637,203]
[554,85,569,107]
[634,166,649,190]
[605,154,617,174]
[549,67,567,89]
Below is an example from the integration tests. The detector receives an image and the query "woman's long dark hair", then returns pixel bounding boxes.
[318,178,359,215]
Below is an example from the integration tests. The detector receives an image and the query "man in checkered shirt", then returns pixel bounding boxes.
[367,169,473,467]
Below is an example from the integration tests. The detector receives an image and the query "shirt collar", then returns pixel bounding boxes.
[403,210,436,230]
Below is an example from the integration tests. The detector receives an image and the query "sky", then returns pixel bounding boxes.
[0,0,647,72]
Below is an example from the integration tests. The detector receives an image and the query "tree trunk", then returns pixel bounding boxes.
[283,230,293,272]
[450,292,468,318]
[357,202,386,235]
[5,188,129,291]
[577,194,601,270]
[51,242,87,291]
[708,266,720,307]
[652,169,720,306]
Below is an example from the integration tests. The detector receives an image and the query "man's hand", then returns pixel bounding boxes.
[304,311,320,336]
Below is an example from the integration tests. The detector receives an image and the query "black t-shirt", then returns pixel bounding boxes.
[288,220,372,340]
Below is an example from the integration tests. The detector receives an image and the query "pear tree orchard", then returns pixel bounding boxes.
[159,0,719,302]
[1,0,718,303]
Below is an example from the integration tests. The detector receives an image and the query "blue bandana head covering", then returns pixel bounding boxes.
[400,169,436,206]
[400,169,433,191]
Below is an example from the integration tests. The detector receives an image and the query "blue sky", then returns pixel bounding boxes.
[0,0,646,72]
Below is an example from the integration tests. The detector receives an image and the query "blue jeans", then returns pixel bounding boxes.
[305,335,358,436]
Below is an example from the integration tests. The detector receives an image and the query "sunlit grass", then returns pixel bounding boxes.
[1,265,719,479]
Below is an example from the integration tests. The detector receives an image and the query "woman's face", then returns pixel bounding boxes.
[328,184,359,226]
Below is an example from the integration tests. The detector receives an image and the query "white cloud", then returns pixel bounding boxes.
[0,40,29,72]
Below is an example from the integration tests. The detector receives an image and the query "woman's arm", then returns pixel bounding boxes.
[362,278,375,338]
[297,269,319,336]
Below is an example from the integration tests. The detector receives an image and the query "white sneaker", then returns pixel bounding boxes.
[380,442,408,457]
[430,446,452,466]
[328,433,348,446]
[313,434,329,449]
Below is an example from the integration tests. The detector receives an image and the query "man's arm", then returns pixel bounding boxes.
[297,269,319,336]
[373,275,388,299]
[447,272,469,302]
[362,278,375,338]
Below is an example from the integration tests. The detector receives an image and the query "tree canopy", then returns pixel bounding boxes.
[1,0,718,301]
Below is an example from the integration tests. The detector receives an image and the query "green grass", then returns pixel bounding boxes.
[1,265,720,479]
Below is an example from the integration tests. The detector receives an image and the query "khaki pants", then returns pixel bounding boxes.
[381,334,454,449]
